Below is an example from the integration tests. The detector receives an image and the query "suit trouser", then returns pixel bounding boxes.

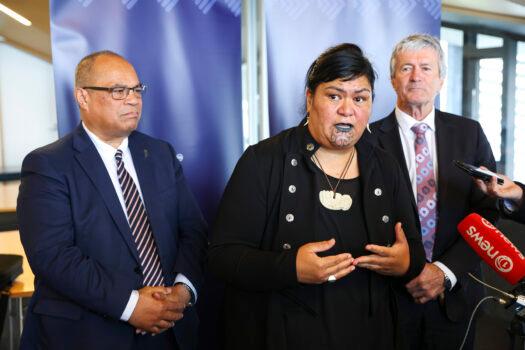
[397,298,475,350]
[132,329,179,350]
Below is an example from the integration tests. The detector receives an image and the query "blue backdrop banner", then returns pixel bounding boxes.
[265,0,441,134]
[50,0,242,221]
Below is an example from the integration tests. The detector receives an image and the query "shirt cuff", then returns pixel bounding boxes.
[433,261,457,290]
[501,198,519,215]
[120,290,139,321]
[174,273,198,304]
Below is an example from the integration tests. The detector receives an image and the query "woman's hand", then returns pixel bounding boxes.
[353,222,409,276]
[296,238,354,284]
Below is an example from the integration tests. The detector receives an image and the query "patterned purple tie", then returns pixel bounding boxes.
[411,123,437,262]
[115,149,165,286]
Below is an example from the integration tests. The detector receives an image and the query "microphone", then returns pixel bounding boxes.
[457,213,525,285]
[458,213,525,316]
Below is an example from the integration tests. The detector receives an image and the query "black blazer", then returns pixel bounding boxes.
[370,109,499,320]
[209,123,426,350]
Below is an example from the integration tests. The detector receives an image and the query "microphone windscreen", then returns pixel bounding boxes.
[458,213,525,285]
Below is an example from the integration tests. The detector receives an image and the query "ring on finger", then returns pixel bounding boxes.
[327,274,336,283]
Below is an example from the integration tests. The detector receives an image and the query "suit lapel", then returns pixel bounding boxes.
[72,126,140,263]
[376,112,416,207]
[434,110,454,232]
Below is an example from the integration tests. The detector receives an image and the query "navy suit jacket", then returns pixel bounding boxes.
[17,125,207,350]
[370,110,499,321]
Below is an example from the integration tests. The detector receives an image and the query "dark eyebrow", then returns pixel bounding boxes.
[324,86,371,94]
[110,83,140,88]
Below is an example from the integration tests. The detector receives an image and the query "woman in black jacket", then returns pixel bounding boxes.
[209,43,426,350]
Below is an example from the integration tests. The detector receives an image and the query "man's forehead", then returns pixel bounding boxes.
[91,56,139,83]
[397,48,438,61]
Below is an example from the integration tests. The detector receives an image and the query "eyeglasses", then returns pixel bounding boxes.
[82,83,147,100]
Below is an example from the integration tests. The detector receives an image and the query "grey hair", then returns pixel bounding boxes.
[390,34,446,79]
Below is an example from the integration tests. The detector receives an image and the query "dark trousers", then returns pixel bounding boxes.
[397,298,475,350]
[132,329,179,350]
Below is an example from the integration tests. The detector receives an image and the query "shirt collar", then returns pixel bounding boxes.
[82,122,129,154]
[395,106,436,134]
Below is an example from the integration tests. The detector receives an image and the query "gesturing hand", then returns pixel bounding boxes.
[296,238,354,284]
[352,222,409,276]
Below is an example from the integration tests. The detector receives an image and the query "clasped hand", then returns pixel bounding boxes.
[352,222,410,276]
[128,284,191,334]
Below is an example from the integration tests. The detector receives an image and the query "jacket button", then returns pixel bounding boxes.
[382,215,389,223]
[286,214,294,222]
[283,243,291,250]
[134,266,141,274]
[374,188,382,196]
[291,158,298,166]
[306,143,314,151]
[289,185,296,193]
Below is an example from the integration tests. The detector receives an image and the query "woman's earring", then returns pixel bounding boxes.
[366,123,371,133]
[304,113,310,126]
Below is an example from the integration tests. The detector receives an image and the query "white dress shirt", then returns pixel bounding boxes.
[395,107,457,289]
[82,123,197,321]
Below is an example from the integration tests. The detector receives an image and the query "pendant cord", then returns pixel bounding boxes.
[312,147,356,198]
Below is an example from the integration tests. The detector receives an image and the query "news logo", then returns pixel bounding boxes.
[495,255,513,273]
[481,217,497,230]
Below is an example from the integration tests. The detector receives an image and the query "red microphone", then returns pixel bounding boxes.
[458,213,525,285]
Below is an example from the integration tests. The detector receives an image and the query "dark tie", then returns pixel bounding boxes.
[115,149,164,286]
[411,123,437,262]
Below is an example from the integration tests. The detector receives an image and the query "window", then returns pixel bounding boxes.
[440,27,464,115]
[514,42,525,180]
[477,58,503,162]
[441,24,525,177]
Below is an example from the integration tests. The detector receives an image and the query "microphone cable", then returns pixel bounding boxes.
[467,272,515,299]
[458,273,509,350]
[458,295,502,350]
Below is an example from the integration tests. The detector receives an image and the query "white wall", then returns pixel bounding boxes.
[0,43,58,170]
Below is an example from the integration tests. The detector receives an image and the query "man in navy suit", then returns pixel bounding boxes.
[370,34,499,350]
[17,51,207,349]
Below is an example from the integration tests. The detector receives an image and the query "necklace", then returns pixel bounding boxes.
[312,148,356,211]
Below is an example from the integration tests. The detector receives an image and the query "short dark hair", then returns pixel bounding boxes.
[305,43,376,97]
[75,50,125,87]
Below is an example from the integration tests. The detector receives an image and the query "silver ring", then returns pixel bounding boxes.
[327,274,336,282]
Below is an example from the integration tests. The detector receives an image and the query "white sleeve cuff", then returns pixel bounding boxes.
[120,290,139,321]
[174,273,198,303]
[433,261,457,289]
[502,199,519,214]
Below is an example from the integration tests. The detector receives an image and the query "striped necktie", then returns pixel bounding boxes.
[411,123,437,262]
[115,149,164,286]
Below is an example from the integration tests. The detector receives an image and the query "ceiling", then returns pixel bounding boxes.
[1,0,525,63]
[0,0,50,61]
